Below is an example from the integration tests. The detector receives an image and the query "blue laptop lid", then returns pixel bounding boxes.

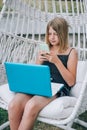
[5,62,52,97]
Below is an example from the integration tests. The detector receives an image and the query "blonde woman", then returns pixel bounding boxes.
[8,17,78,130]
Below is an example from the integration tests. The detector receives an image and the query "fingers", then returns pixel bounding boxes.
[43,54,52,62]
[39,53,48,62]
[49,56,52,62]
[39,52,53,62]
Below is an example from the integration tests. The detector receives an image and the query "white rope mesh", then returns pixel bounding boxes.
[0,33,40,64]
[0,0,87,62]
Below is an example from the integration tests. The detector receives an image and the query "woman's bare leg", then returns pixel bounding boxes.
[8,93,33,130]
[18,95,56,130]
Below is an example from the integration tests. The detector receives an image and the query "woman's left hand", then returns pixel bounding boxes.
[44,51,59,64]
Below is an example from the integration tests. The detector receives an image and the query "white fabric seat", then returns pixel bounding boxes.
[39,96,77,120]
[70,61,87,98]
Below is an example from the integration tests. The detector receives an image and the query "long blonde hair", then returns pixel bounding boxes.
[45,17,69,52]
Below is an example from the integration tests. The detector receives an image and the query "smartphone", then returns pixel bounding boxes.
[39,43,50,53]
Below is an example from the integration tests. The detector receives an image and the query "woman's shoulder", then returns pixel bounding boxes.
[58,47,77,56]
[67,47,77,55]
[68,47,78,60]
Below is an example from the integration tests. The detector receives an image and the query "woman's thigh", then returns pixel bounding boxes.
[28,95,56,110]
[10,93,33,108]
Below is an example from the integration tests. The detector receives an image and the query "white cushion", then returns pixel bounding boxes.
[76,61,87,82]
[70,61,87,98]
[39,96,77,120]
[0,84,15,104]
[70,82,82,98]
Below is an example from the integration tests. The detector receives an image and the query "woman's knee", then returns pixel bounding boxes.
[8,98,20,114]
[8,94,31,114]
[24,99,40,117]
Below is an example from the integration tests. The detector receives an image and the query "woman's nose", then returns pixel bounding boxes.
[51,34,55,39]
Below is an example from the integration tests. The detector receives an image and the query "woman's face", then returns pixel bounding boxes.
[48,26,59,46]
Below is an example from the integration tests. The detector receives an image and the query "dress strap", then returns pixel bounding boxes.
[68,48,74,56]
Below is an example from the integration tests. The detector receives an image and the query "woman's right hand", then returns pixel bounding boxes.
[36,51,48,64]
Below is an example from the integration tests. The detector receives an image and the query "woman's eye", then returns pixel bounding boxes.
[48,33,58,36]
[48,33,51,35]
[54,33,58,35]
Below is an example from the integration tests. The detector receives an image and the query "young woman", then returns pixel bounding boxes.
[8,17,78,130]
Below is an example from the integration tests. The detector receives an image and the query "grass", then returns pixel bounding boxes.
[0,108,87,130]
[0,0,2,11]
[0,108,61,130]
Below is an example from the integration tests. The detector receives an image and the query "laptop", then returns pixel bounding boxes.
[4,62,64,97]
